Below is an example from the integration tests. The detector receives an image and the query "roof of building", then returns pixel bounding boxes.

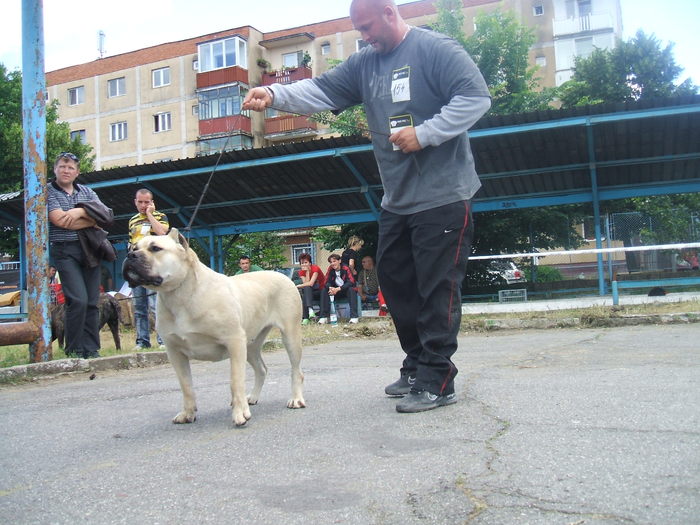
[46,0,498,86]
[2,95,699,244]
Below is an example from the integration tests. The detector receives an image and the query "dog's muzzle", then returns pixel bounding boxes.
[122,251,163,288]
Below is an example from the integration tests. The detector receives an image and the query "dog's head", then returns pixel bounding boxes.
[122,228,196,292]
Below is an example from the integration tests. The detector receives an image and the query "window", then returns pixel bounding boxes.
[292,244,314,265]
[110,121,127,141]
[192,59,199,71]
[535,56,547,67]
[282,51,302,68]
[533,5,544,16]
[198,36,248,73]
[68,86,84,106]
[152,67,171,88]
[356,39,370,52]
[196,134,252,156]
[577,0,592,17]
[321,43,330,55]
[192,104,199,116]
[575,37,594,59]
[154,112,172,132]
[70,129,86,143]
[108,77,126,98]
[198,85,248,120]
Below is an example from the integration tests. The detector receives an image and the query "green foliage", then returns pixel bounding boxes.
[312,222,379,258]
[559,31,698,108]
[222,232,287,274]
[432,0,468,47]
[525,264,563,283]
[464,10,555,114]
[629,194,700,245]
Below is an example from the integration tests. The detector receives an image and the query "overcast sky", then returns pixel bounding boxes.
[1,0,698,86]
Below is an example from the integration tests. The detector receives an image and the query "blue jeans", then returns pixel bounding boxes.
[133,285,160,347]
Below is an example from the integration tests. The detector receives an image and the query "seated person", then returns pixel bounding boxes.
[235,255,263,275]
[319,253,359,324]
[357,255,380,304]
[296,253,325,325]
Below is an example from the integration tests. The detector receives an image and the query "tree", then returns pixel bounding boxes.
[222,232,287,275]
[0,64,95,257]
[559,30,698,108]
[462,9,555,114]
[313,222,379,259]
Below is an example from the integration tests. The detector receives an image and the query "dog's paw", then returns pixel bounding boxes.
[287,397,306,409]
[246,394,259,405]
[172,411,196,424]
[232,412,251,427]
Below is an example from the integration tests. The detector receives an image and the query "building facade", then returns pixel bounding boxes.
[46,0,622,171]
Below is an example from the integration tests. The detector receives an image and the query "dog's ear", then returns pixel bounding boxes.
[168,227,190,250]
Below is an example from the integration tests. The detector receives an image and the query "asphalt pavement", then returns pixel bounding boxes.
[0,323,698,524]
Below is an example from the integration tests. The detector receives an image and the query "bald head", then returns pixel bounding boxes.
[350,0,408,54]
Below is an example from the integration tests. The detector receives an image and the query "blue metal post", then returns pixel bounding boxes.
[22,0,51,361]
[586,123,606,296]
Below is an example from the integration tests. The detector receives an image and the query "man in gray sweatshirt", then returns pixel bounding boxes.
[243,0,491,413]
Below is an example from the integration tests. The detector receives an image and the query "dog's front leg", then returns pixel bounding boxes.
[229,335,251,426]
[166,348,197,423]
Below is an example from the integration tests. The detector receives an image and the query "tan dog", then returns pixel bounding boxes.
[122,228,305,426]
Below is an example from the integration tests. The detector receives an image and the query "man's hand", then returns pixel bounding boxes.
[146,202,156,215]
[389,127,422,153]
[242,87,272,112]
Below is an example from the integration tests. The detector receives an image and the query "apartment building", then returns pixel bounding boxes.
[46,0,622,171]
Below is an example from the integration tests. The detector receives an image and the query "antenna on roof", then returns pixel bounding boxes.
[97,30,106,59]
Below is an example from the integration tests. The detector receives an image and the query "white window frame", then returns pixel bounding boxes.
[321,43,330,56]
[197,36,248,73]
[356,39,369,52]
[535,55,547,67]
[152,67,171,88]
[110,121,128,142]
[154,112,172,133]
[533,5,544,16]
[108,77,126,98]
[282,51,302,68]
[68,86,84,106]
[291,244,314,265]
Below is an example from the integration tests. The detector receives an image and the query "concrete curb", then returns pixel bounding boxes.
[472,311,700,331]
[0,351,169,383]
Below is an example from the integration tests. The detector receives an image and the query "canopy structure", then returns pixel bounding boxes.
[1,95,699,278]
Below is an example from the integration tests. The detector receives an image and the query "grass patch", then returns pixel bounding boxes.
[2,299,698,368]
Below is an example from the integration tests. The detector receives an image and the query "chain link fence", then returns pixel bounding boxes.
[464,208,700,302]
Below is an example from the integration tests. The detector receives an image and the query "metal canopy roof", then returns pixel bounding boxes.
[2,95,699,243]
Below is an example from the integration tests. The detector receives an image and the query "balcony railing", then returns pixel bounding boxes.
[199,114,251,136]
[553,12,614,37]
[262,66,312,86]
[264,115,317,138]
[197,66,248,89]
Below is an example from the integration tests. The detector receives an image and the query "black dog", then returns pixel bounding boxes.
[50,293,122,351]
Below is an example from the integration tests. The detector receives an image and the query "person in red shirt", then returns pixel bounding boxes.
[297,253,326,325]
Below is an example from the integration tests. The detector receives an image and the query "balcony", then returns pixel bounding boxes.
[264,115,317,140]
[197,66,249,89]
[199,114,251,136]
[262,66,312,86]
[553,12,614,37]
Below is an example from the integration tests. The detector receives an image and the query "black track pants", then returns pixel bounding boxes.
[377,200,474,395]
